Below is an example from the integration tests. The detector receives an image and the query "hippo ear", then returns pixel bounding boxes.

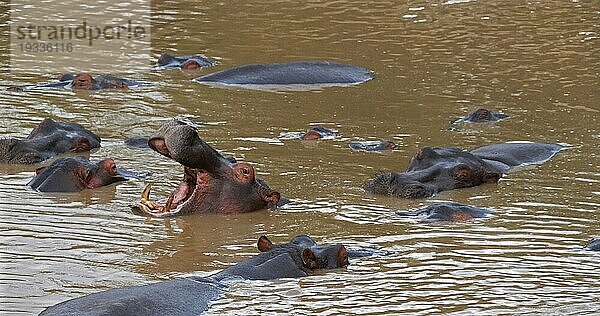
[148,137,172,158]
[70,137,92,152]
[337,246,349,267]
[483,172,501,183]
[181,60,202,70]
[257,236,273,252]
[301,248,319,270]
[301,130,321,141]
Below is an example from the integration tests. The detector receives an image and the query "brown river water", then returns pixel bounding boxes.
[1,0,599,315]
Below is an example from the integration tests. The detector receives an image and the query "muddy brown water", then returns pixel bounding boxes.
[1,1,599,315]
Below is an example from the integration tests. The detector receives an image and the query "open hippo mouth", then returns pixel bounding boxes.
[135,166,199,215]
[132,120,281,217]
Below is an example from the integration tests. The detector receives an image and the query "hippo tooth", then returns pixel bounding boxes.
[141,183,152,202]
[163,193,175,213]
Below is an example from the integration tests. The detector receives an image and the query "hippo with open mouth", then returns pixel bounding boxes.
[132,119,281,217]
[365,142,563,199]
[39,234,349,316]
[194,61,373,90]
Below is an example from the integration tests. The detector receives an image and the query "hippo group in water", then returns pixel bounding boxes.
[3,50,590,316]
[365,142,562,199]
[39,234,349,316]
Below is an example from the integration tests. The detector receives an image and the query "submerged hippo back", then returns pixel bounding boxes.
[39,277,223,316]
[471,142,562,170]
[195,61,373,85]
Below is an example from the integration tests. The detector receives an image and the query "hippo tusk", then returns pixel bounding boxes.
[163,192,175,213]
[141,183,152,202]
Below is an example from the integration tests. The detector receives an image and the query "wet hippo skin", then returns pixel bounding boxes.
[194,61,373,88]
[8,73,144,91]
[0,118,100,164]
[349,140,396,152]
[155,53,217,70]
[365,142,562,199]
[301,126,336,140]
[396,202,491,222]
[39,235,349,316]
[452,108,508,124]
[28,156,144,192]
[585,238,600,251]
[131,119,281,217]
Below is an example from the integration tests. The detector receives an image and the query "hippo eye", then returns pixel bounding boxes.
[241,168,250,176]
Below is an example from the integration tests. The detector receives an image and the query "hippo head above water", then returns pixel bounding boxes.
[66,73,131,90]
[365,147,502,198]
[28,156,141,192]
[212,234,349,281]
[257,235,349,270]
[156,53,217,70]
[300,126,336,141]
[0,118,100,164]
[452,108,508,124]
[132,120,281,217]
[365,142,562,199]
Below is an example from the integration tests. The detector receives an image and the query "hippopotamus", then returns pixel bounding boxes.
[349,140,396,152]
[28,156,144,192]
[39,234,349,316]
[155,53,217,70]
[300,126,337,140]
[584,238,600,251]
[0,118,100,164]
[7,73,145,91]
[194,61,373,90]
[131,119,281,217]
[364,142,562,199]
[452,108,508,124]
[396,202,491,221]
